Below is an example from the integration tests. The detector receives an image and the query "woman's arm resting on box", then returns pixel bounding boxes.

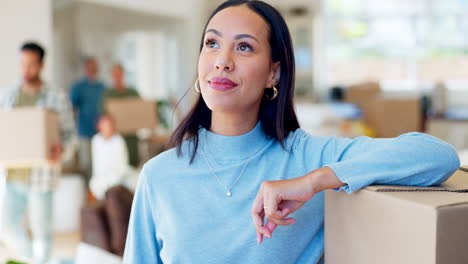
[251,132,460,243]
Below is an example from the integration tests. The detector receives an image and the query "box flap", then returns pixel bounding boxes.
[365,167,468,192]
[362,167,468,208]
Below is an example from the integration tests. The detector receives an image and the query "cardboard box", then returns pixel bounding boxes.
[0,108,60,167]
[345,82,381,109]
[364,97,421,138]
[325,167,468,264]
[105,98,158,135]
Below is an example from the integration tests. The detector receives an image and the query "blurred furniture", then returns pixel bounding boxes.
[295,103,345,137]
[427,106,468,150]
[329,86,345,102]
[431,82,448,117]
[75,243,122,264]
[137,129,170,166]
[427,119,468,151]
[105,186,133,256]
[80,202,112,252]
[80,186,133,256]
[459,149,468,165]
[295,103,364,138]
[53,174,86,232]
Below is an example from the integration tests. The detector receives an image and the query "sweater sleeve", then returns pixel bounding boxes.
[294,130,460,194]
[123,167,162,263]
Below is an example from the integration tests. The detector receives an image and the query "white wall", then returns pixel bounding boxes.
[79,0,194,18]
[53,4,78,91]
[0,0,53,89]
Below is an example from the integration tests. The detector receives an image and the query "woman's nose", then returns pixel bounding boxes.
[214,50,234,72]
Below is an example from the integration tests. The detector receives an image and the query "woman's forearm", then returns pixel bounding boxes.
[304,166,345,194]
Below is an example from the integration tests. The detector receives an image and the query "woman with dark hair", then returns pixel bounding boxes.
[124,1,459,263]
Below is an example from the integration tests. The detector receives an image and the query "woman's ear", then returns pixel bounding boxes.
[269,62,281,87]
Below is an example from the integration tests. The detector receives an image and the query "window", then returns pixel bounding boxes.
[323,0,468,91]
[116,31,178,100]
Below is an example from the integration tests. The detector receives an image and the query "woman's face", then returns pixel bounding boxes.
[98,117,115,139]
[198,5,280,115]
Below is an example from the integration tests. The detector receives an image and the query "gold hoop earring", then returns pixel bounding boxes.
[194,79,201,93]
[265,86,278,101]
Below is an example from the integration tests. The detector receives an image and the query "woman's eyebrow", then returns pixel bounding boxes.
[206,28,222,36]
[205,29,259,44]
[234,34,259,43]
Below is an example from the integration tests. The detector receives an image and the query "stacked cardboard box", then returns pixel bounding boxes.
[345,82,421,137]
[105,98,158,135]
[325,167,468,264]
[345,82,381,109]
[364,97,422,138]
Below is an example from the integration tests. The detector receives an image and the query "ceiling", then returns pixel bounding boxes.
[52,0,318,17]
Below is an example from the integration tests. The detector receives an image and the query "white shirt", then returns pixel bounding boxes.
[91,133,131,200]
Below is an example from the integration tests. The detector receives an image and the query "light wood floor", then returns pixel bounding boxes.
[0,232,80,263]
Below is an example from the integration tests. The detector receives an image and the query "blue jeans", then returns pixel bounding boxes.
[0,181,53,264]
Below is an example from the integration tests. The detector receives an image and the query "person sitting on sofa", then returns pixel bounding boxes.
[90,114,136,200]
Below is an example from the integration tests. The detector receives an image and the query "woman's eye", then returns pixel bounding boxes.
[238,42,253,52]
[205,39,220,49]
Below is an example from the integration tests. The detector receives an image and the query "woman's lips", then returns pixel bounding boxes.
[208,77,238,91]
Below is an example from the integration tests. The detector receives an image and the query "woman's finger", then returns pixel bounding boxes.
[257,231,263,244]
[251,187,269,237]
[255,211,270,237]
[263,183,284,220]
[265,215,296,227]
[276,206,292,219]
[278,200,305,215]
[264,208,295,226]
[264,221,278,235]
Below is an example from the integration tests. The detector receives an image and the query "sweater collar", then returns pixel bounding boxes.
[199,122,267,162]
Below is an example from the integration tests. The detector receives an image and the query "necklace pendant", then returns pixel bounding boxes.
[226,190,232,197]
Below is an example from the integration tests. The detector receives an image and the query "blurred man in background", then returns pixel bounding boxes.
[0,42,76,264]
[103,64,140,167]
[105,64,139,99]
[69,57,106,185]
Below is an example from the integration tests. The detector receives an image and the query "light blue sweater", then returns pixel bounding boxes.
[124,122,460,264]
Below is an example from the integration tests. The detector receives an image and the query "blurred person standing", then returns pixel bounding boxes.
[0,42,76,264]
[103,64,141,167]
[69,57,106,184]
[105,64,139,99]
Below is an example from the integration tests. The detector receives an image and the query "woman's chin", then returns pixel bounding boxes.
[205,102,242,113]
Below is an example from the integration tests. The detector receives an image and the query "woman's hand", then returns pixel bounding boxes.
[251,166,344,244]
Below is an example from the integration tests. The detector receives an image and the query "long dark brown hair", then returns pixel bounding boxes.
[168,0,300,163]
